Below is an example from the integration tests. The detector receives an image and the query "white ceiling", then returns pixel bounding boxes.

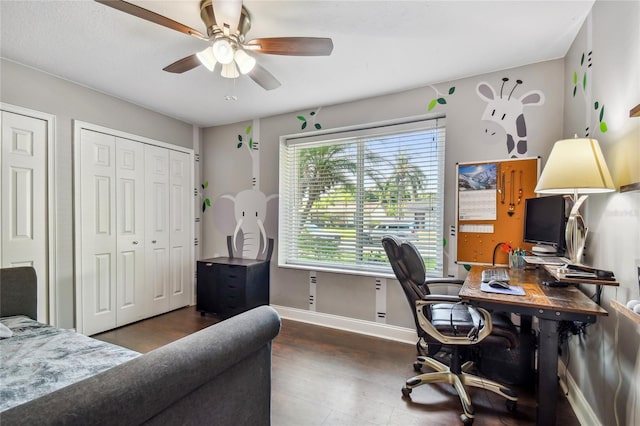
[0,0,594,127]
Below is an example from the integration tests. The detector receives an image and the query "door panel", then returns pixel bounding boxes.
[169,150,192,309]
[1,111,48,321]
[145,145,170,315]
[80,129,116,335]
[115,138,146,325]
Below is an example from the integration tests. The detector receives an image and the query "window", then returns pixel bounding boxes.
[279,117,445,276]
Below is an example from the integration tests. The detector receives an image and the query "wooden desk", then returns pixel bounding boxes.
[459,266,607,426]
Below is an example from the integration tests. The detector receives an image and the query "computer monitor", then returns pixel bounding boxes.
[523,195,566,254]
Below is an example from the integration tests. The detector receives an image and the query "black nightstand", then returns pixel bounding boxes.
[196,257,270,319]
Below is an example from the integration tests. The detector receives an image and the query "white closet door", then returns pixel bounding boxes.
[145,144,170,315]
[1,111,48,321]
[80,129,117,335]
[169,150,192,309]
[115,138,147,325]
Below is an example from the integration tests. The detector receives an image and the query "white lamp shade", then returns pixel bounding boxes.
[535,138,615,194]
[234,49,256,74]
[196,47,217,72]
[221,62,239,79]
[212,38,235,64]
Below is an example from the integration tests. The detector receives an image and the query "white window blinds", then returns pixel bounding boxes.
[279,117,446,276]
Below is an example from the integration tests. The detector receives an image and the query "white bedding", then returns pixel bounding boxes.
[0,316,140,412]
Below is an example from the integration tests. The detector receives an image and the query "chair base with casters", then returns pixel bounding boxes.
[402,348,518,425]
[381,235,519,425]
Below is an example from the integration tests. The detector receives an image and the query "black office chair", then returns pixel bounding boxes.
[382,235,518,425]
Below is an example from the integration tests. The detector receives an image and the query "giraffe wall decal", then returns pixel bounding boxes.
[477,78,545,158]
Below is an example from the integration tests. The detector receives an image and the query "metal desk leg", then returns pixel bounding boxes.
[537,319,559,426]
[519,315,535,387]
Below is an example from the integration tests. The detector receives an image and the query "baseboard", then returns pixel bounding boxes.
[271,305,417,345]
[559,359,602,426]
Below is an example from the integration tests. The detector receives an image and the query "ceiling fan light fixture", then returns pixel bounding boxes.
[234,49,256,74]
[221,62,239,79]
[196,47,217,72]
[212,38,234,64]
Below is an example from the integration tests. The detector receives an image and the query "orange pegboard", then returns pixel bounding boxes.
[456,157,539,266]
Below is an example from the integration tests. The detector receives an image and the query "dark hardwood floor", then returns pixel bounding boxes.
[94,306,580,426]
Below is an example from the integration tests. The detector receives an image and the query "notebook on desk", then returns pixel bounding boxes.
[522,255,571,265]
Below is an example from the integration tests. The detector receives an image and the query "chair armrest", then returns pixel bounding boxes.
[421,294,461,303]
[424,278,464,286]
[415,299,494,346]
[422,278,464,295]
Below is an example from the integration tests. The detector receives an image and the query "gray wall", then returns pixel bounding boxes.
[0,59,194,327]
[562,2,640,424]
[201,58,565,327]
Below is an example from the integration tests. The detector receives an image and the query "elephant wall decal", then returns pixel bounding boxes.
[212,188,278,260]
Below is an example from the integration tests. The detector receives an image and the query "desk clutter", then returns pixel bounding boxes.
[543,264,618,286]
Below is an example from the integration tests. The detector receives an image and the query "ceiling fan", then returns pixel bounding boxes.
[96,0,334,90]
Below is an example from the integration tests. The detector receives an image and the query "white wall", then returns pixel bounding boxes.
[0,59,194,327]
[562,1,640,424]
[201,58,565,328]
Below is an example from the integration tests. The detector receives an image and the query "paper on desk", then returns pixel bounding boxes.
[480,282,526,296]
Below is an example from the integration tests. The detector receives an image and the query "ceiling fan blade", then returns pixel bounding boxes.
[96,0,207,40]
[245,37,334,56]
[163,54,201,73]
[211,0,243,34]
[248,64,281,91]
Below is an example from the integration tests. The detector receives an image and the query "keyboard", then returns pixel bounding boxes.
[481,268,510,283]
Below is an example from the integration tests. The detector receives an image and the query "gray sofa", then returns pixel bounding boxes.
[0,267,281,426]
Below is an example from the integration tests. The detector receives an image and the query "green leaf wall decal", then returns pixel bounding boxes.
[594,101,599,110]
[599,105,605,122]
[314,123,321,130]
[246,125,252,135]
[437,97,446,105]
[428,99,437,111]
[448,87,456,95]
[237,142,242,148]
[237,135,242,141]
[573,86,577,97]
[297,116,306,121]
[600,122,608,133]
[583,73,587,90]
[573,72,577,84]
[302,122,307,129]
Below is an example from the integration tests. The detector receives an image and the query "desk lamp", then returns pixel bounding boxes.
[534,138,615,263]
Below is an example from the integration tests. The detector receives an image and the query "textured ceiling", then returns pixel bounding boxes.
[0,1,594,127]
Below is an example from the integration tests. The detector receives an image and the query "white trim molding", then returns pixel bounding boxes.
[559,359,602,426]
[271,304,417,345]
